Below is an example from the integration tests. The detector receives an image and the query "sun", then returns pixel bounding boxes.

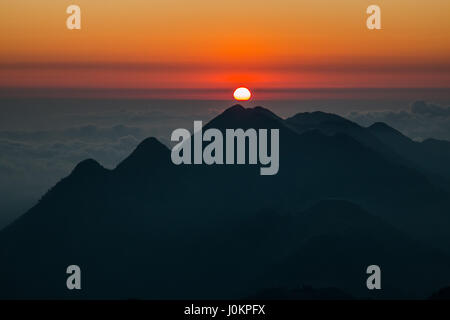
[233,87,252,101]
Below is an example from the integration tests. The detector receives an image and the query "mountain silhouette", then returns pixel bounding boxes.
[369,122,450,191]
[252,200,450,299]
[285,111,404,164]
[1,105,450,299]
[206,105,286,130]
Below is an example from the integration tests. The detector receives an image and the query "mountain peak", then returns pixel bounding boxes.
[368,122,406,138]
[134,137,168,154]
[285,111,361,137]
[205,105,285,131]
[287,111,352,126]
[369,122,396,131]
[71,158,105,176]
[224,104,245,113]
[222,105,279,117]
[114,137,170,173]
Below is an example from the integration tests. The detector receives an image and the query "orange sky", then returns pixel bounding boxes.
[0,0,449,98]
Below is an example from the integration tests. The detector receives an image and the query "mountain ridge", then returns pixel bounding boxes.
[1,104,450,299]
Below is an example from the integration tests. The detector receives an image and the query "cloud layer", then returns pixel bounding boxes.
[347,101,450,141]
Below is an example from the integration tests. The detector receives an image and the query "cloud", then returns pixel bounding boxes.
[0,130,142,174]
[347,101,450,141]
[0,124,145,143]
[410,101,450,117]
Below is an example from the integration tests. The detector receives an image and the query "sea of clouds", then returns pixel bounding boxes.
[347,101,450,142]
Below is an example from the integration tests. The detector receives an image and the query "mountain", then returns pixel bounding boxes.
[285,111,404,164]
[1,105,450,299]
[287,112,450,191]
[252,200,450,299]
[206,105,285,130]
[369,122,450,190]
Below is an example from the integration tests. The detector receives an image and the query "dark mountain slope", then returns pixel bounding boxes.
[286,111,404,165]
[249,200,450,299]
[369,122,450,190]
[0,105,449,299]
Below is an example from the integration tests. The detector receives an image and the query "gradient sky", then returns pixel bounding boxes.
[1,0,449,99]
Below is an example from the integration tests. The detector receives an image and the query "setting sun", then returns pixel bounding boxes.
[233,87,252,101]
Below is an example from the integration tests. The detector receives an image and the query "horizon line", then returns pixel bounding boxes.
[0,87,449,100]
